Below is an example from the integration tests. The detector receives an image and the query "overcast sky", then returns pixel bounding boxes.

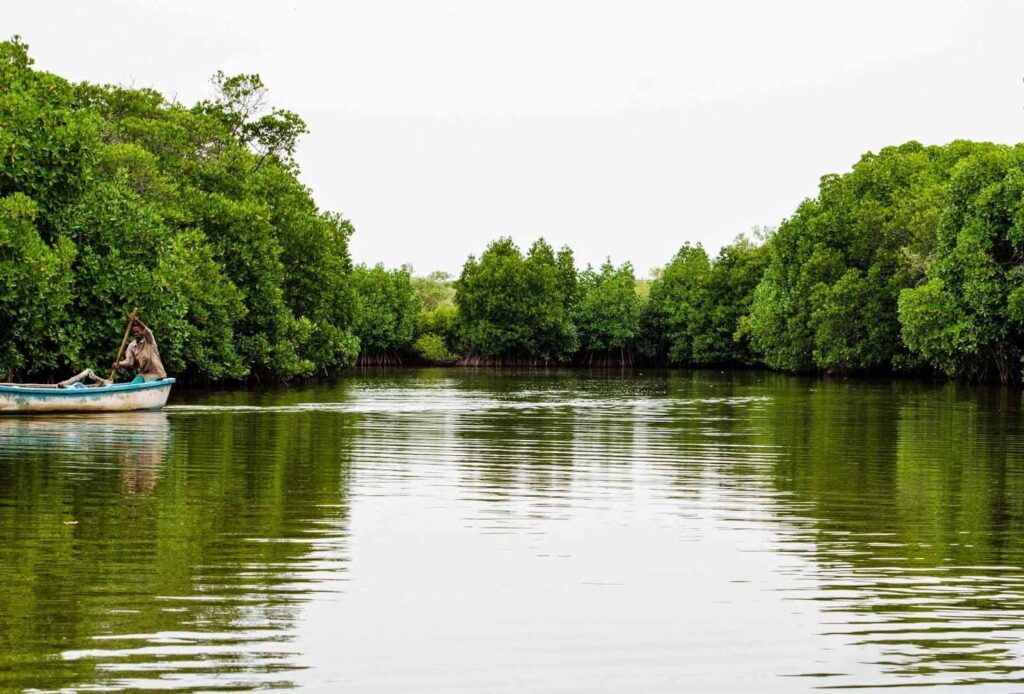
[6,1,1024,275]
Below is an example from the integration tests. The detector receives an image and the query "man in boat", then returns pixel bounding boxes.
[115,318,167,381]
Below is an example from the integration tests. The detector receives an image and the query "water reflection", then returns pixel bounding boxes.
[0,410,353,691]
[3,371,1024,690]
[750,379,1024,688]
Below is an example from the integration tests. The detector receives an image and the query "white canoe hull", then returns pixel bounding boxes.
[0,378,175,414]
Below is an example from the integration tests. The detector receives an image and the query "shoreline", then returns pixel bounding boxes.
[159,364,1022,394]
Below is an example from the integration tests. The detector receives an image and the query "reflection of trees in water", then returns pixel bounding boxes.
[456,405,578,523]
[0,410,354,691]
[450,374,655,524]
[753,380,1024,684]
[346,381,583,526]
[329,369,1024,685]
[628,371,781,509]
[8,371,1021,688]
[346,369,662,525]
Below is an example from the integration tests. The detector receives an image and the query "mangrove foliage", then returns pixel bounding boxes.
[0,37,357,381]
[5,37,1024,383]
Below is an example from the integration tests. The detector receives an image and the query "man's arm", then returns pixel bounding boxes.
[117,343,137,369]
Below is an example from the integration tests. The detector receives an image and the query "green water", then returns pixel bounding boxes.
[2,369,1024,691]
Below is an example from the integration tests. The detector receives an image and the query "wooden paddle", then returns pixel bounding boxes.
[109,308,138,383]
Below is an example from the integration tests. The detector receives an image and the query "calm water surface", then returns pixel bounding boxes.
[2,369,1024,691]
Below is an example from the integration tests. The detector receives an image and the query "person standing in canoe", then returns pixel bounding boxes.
[115,318,167,381]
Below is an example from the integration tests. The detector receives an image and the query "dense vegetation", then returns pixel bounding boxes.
[349,264,419,365]
[576,260,641,365]
[5,37,1024,383]
[745,141,1024,384]
[0,37,357,381]
[454,238,578,365]
[428,141,1024,383]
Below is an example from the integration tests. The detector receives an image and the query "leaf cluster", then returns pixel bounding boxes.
[0,38,358,381]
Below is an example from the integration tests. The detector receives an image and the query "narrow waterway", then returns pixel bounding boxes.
[2,369,1024,691]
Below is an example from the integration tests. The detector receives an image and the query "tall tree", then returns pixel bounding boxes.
[747,141,978,373]
[575,260,641,365]
[641,243,711,364]
[351,264,420,363]
[694,234,769,365]
[899,144,1024,383]
[455,237,578,364]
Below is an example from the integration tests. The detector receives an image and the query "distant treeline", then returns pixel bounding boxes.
[4,37,1024,383]
[360,138,1024,385]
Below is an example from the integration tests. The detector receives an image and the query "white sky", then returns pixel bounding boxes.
[5,1,1024,275]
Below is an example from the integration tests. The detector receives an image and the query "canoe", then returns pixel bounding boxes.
[0,378,175,414]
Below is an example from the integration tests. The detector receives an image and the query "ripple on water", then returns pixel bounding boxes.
[1,372,1024,691]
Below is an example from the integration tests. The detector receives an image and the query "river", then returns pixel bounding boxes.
[2,369,1023,691]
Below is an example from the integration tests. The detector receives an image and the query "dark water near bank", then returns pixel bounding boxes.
[3,370,1024,692]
